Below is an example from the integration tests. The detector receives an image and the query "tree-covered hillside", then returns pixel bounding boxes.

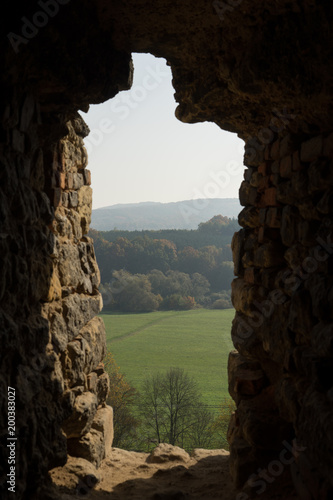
[89,215,238,311]
[91,198,241,230]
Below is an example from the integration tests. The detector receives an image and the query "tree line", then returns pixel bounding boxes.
[90,215,237,311]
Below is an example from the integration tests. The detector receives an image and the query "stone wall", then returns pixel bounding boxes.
[229,130,333,498]
[2,1,333,499]
[0,89,113,498]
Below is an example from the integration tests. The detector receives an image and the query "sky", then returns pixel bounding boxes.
[80,53,245,210]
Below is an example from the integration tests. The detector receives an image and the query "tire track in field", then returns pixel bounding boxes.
[109,312,183,344]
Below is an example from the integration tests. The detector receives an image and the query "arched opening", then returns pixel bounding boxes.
[3,2,333,499]
[77,52,244,455]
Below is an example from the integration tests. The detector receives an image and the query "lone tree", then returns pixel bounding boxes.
[139,367,213,449]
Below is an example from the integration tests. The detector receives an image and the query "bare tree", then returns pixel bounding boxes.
[139,367,213,449]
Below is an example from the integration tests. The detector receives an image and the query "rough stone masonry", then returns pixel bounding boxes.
[1,1,333,499]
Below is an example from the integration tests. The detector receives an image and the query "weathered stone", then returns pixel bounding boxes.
[87,372,98,392]
[253,241,285,267]
[147,444,190,464]
[62,294,102,340]
[228,350,266,404]
[58,242,83,288]
[3,3,333,499]
[62,392,98,439]
[67,406,113,467]
[50,456,100,493]
[280,155,292,178]
[96,372,110,405]
[239,181,258,206]
[300,135,323,162]
[79,316,107,373]
[238,206,260,228]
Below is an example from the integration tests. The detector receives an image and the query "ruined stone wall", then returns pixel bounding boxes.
[2,1,333,499]
[0,88,113,499]
[43,117,113,468]
[229,129,333,498]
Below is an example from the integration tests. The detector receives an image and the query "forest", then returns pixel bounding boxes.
[89,215,238,312]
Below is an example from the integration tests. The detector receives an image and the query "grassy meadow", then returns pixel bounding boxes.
[101,308,235,412]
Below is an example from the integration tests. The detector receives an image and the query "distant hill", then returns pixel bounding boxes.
[91,198,241,230]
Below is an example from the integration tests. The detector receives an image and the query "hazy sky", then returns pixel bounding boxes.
[80,53,245,210]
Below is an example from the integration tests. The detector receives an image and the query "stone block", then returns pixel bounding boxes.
[51,188,62,208]
[300,135,323,162]
[147,443,190,464]
[253,241,285,267]
[244,267,257,284]
[73,173,84,190]
[232,229,247,276]
[266,207,281,228]
[67,172,74,189]
[228,351,265,404]
[67,210,83,241]
[257,162,267,175]
[62,294,102,340]
[229,435,254,488]
[279,134,295,158]
[84,169,92,186]
[276,181,295,205]
[270,173,280,186]
[79,317,107,373]
[87,372,98,393]
[244,145,264,167]
[239,181,258,206]
[238,207,260,228]
[260,187,277,207]
[57,242,83,288]
[65,337,91,387]
[50,456,100,494]
[243,167,252,182]
[257,226,265,244]
[280,155,292,178]
[250,170,263,188]
[91,406,114,457]
[62,392,98,439]
[231,278,264,315]
[239,395,294,450]
[67,406,113,467]
[61,191,69,207]
[96,372,110,405]
[69,190,79,208]
[257,175,269,192]
[270,139,280,160]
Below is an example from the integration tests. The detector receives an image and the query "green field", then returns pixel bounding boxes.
[101,309,234,411]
